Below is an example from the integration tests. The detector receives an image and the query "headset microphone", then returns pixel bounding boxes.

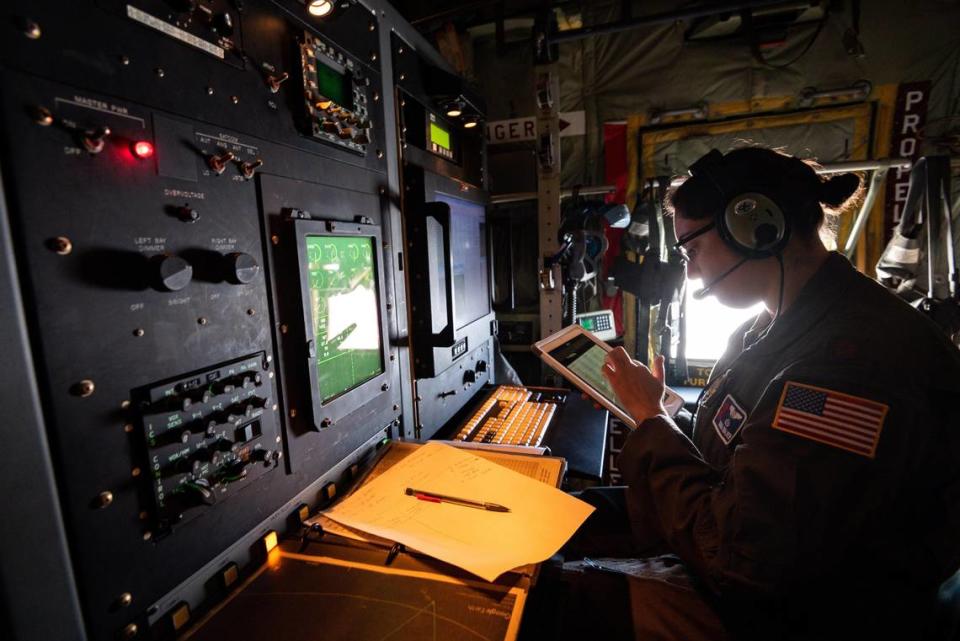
[692,257,750,300]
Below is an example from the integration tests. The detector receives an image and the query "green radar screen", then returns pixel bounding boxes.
[305,235,384,403]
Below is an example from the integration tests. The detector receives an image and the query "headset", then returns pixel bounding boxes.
[685,149,791,301]
[688,148,791,258]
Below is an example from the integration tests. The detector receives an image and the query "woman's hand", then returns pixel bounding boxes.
[602,348,667,424]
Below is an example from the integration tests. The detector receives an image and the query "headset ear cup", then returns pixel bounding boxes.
[720,192,789,256]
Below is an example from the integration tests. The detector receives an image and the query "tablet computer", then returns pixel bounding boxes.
[532,324,684,429]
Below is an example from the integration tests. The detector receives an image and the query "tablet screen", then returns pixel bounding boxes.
[547,333,629,415]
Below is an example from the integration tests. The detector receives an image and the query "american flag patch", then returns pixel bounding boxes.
[772,382,888,458]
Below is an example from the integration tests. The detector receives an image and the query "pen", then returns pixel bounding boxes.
[404,487,510,512]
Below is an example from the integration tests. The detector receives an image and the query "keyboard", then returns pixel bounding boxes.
[452,385,564,447]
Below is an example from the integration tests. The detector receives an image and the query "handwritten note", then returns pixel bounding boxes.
[323,442,594,581]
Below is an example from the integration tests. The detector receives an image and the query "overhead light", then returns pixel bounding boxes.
[463,115,480,129]
[445,100,464,118]
[306,0,334,18]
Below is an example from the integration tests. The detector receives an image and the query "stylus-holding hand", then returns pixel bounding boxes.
[602,348,667,424]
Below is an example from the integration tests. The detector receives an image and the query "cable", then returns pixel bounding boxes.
[775,253,785,319]
[750,12,828,70]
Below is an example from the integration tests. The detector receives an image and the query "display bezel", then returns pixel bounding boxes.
[293,219,391,429]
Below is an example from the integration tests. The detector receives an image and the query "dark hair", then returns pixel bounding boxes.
[665,147,863,240]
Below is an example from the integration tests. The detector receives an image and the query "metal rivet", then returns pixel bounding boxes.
[121,400,131,409]
[381,383,389,391]
[268,371,274,379]
[399,73,405,81]
[231,95,239,104]
[155,67,165,78]
[198,317,207,325]
[370,52,378,62]
[118,592,133,608]
[123,423,134,433]
[369,22,376,32]
[33,106,54,126]
[289,408,297,418]
[246,308,255,316]
[206,86,214,95]
[386,303,392,310]
[271,234,280,245]
[280,324,288,334]
[389,354,395,361]
[49,236,72,254]
[72,380,95,397]
[275,435,281,443]
[121,623,138,639]
[393,404,399,411]
[139,511,148,520]
[119,55,130,66]
[97,491,114,508]
[376,150,384,159]
[373,92,380,102]
[133,328,144,337]
[131,467,141,477]
[142,531,152,541]
[272,404,278,412]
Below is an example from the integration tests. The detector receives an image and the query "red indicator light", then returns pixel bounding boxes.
[132,141,155,159]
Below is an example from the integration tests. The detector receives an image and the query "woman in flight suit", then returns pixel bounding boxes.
[564,147,960,641]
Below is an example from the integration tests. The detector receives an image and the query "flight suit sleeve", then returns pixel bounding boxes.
[617,360,933,599]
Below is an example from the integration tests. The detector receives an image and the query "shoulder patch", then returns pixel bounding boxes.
[772,381,888,458]
[712,394,747,445]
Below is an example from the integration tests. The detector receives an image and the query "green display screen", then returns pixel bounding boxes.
[580,317,595,330]
[315,60,349,108]
[305,235,383,403]
[430,122,451,150]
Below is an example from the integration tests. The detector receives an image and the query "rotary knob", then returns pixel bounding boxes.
[463,370,477,385]
[226,252,260,284]
[152,254,193,292]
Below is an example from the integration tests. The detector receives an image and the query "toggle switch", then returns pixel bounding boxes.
[266,72,289,93]
[80,126,111,154]
[239,159,263,180]
[207,150,235,175]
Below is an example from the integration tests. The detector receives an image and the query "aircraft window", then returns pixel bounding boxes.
[683,278,766,362]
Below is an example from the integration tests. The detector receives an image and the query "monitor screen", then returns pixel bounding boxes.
[547,334,629,415]
[435,194,490,330]
[430,122,451,151]
[304,235,384,404]
[315,59,351,108]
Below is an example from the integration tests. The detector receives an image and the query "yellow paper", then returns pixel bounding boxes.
[323,442,594,581]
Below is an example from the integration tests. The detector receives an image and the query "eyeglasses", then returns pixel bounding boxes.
[672,221,715,262]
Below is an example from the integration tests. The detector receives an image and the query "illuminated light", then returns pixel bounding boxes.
[463,115,480,129]
[307,0,334,17]
[262,530,278,553]
[446,106,463,118]
[131,140,155,159]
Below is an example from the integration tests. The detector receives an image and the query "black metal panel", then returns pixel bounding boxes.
[414,341,494,439]
[0,2,408,639]
[0,0,388,173]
